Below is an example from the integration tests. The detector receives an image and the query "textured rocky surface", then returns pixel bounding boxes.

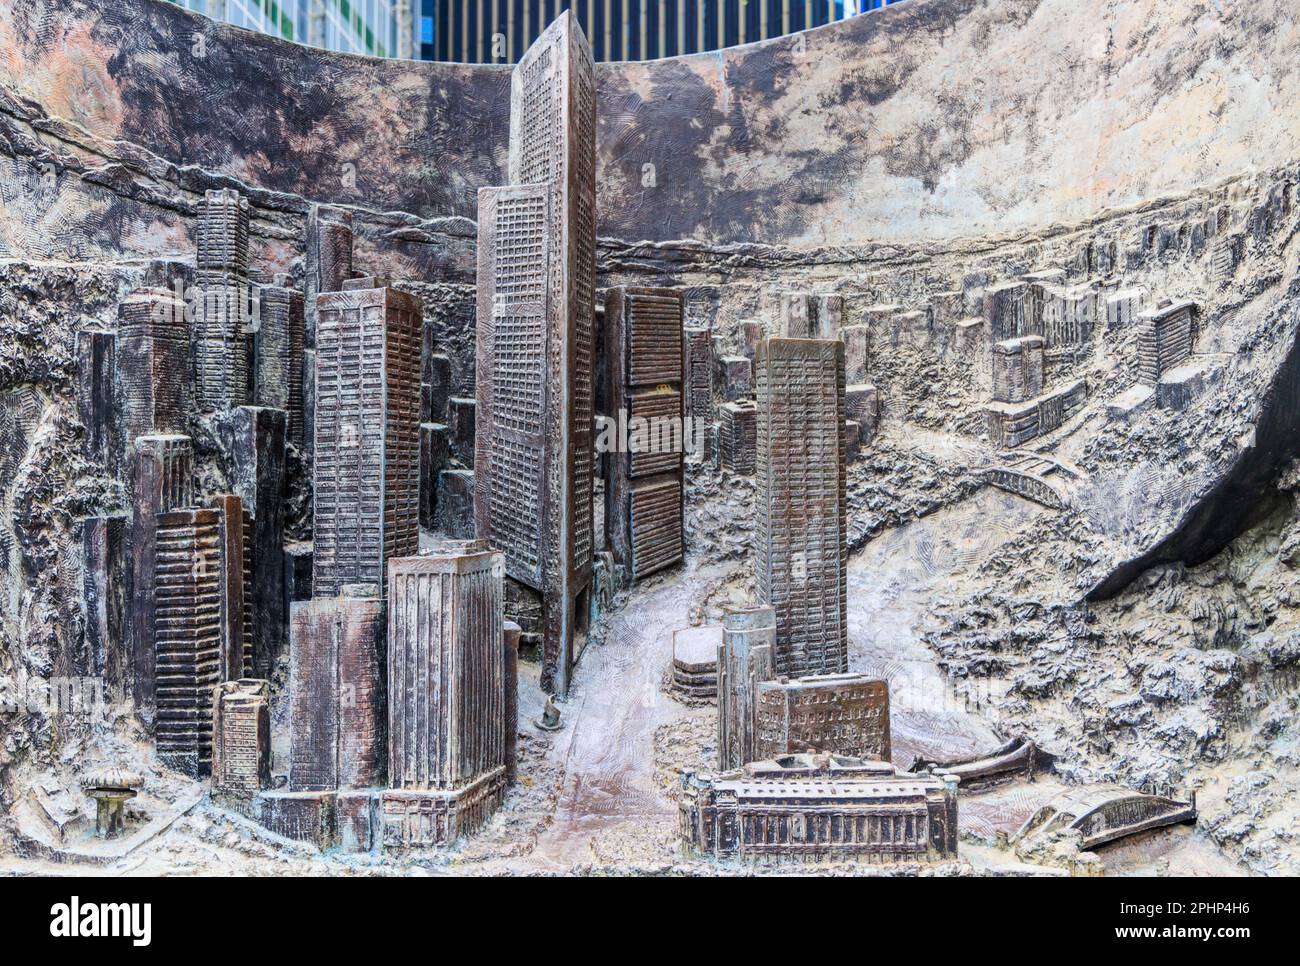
[5,0,1297,249]
[1,0,1298,875]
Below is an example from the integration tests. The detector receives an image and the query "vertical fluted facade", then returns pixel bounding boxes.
[118,288,189,445]
[717,605,776,771]
[387,548,505,791]
[288,592,386,791]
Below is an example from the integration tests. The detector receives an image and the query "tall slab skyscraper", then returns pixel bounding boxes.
[474,12,596,694]
[753,338,848,678]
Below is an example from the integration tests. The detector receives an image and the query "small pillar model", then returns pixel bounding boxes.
[80,767,143,840]
[719,400,757,475]
[780,292,843,340]
[717,606,777,770]
[212,679,272,796]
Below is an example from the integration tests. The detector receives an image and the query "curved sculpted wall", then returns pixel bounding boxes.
[599,0,1300,246]
[2,0,1297,256]
[5,0,1300,877]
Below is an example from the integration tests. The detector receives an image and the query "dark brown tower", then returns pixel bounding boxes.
[288,591,386,791]
[602,286,686,582]
[153,507,227,777]
[118,288,189,445]
[255,276,306,445]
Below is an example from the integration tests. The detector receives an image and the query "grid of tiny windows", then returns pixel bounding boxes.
[517,43,561,186]
[493,314,545,435]
[493,193,546,304]
[490,439,544,575]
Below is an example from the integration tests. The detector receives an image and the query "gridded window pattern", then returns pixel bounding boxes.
[490,438,544,581]
[314,303,385,595]
[492,314,545,435]
[685,328,713,423]
[501,17,597,584]
[313,292,421,597]
[492,192,547,305]
[570,421,594,567]
[514,41,560,186]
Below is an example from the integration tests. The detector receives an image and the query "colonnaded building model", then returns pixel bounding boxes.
[0,0,1297,877]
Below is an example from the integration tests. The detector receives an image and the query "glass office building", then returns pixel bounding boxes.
[173,0,900,62]
[424,0,902,63]
[171,0,415,58]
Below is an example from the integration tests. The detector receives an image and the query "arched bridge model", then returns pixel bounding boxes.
[981,452,1085,511]
[1014,785,1197,852]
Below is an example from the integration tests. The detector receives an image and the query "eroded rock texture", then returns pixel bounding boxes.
[1,0,1299,875]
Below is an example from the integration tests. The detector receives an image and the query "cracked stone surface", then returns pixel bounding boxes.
[2,0,1299,876]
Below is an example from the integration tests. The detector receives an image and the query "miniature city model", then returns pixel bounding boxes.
[3,0,1293,880]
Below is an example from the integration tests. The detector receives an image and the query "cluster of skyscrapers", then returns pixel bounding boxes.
[73,7,950,864]
[76,184,293,779]
[666,285,963,863]
[78,161,518,848]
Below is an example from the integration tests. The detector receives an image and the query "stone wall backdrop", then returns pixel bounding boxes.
[2,0,1300,872]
